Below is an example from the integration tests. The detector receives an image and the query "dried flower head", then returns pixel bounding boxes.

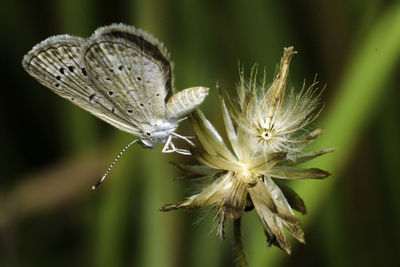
[161,47,334,254]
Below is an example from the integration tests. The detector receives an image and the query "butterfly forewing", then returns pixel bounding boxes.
[22,35,140,135]
[82,24,173,130]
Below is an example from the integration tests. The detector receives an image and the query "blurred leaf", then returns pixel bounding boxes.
[0,148,108,230]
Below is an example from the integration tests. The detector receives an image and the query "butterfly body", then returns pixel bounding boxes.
[137,119,178,148]
[22,23,208,153]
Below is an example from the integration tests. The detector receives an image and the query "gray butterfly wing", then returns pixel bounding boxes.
[22,35,141,135]
[82,24,173,133]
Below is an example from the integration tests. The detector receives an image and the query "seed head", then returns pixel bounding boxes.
[161,47,334,254]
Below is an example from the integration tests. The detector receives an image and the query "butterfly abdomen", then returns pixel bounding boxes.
[166,87,209,119]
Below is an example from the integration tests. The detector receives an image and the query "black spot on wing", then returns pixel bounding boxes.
[100,29,173,101]
[81,68,87,76]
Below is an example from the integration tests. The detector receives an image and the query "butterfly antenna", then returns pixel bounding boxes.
[92,139,139,190]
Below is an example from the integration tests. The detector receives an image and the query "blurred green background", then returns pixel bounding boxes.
[1,0,400,266]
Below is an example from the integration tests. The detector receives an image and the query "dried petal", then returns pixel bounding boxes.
[282,220,306,244]
[218,88,240,157]
[296,128,323,146]
[249,182,292,254]
[160,201,190,211]
[191,109,237,161]
[248,179,278,213]
[263,166,331,179]
[170,162,222,181]
[264,177,299,224]
[194,149,241,171]
[250,152,287,171]
[282,148,336,166]
[274,180,307,214]
[170,162,217,176]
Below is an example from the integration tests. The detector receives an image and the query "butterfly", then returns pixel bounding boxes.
[22,23,209,187]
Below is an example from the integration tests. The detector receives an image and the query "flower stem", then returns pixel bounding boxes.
[234,218,248,267]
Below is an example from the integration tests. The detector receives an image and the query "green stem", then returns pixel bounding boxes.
[234,218,248,267]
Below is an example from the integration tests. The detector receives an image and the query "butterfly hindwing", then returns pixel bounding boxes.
[22,35,141,135]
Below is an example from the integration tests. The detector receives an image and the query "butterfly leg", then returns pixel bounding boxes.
[170,132,195,147]
[177,116,188,123]
[162,135,191,155]
[162,135,174,153]
[174,148,191,155]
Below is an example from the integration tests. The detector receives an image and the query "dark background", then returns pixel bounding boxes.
[1,0,400,266]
